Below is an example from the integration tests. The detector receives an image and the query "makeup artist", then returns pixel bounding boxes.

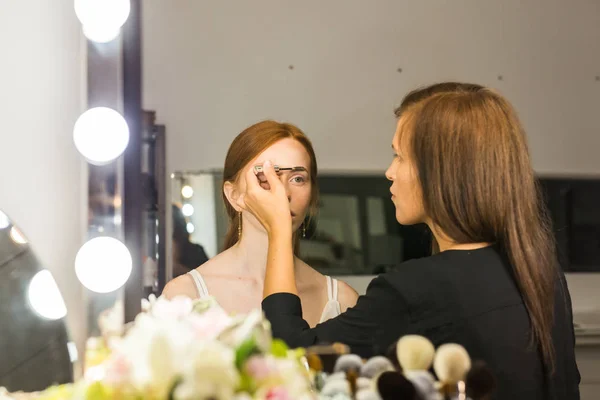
[238,83,580,399]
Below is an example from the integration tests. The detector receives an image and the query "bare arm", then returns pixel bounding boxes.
[237,160,298,298]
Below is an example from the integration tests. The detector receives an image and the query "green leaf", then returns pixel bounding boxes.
[270,339,289,358]
[235,338,259,370]
[85,381,112,400]
[237,372,255,393]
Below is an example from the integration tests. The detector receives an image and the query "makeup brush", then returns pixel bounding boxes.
[396,335,436,372]
[356,388,382,400]
[385,341,402,371]
[360,356,395,379]
[465,360,496,399]
[433,343,471,398]
[320,379,352,397]
[334,354,364,373]
[376,371,419,400]
[253,165,307,173]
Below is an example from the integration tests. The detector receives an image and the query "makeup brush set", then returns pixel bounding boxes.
[305,335,496,400]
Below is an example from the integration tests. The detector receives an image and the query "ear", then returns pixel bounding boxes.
[223,181,242,212]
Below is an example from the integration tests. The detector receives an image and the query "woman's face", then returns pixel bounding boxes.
[385,117,426,225]
[237,138,312,232]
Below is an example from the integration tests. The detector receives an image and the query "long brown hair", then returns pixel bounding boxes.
[222,120,319,253]
[395,82,559,370]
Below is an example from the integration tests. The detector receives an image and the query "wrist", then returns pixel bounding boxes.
[268,225,292,242]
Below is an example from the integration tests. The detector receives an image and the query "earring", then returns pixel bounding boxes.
[302,223,306,238]
[238,211,242,239]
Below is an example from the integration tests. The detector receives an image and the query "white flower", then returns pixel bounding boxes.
[174,341,239,400]
[106,312,197,394]
[218,309,272,351]
[98,299,124,338]
[151,295,194,320]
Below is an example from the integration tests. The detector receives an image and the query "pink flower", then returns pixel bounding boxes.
[104,353,131,385]
[245,356,276,381]
[151,296,193,320]
[187,307,232,340]
[265,387,292,400]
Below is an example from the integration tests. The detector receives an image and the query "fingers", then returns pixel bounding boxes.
[245,162,262,192]
[261,161,282,191]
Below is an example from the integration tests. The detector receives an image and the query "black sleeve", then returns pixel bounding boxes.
[261,275,410,358]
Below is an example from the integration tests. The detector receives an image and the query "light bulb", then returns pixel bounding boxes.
[186,222,195,234]
[181,185,194,199]
[10,226,28,244]
[0,210,9,230]
[73,107,130,165]
[28,270,67,320]
[82,24,121,43]
[74,0,131,38]
[182,204,194,217]
[75,237,132,293]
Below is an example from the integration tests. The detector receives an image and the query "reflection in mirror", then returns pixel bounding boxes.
[170,172,217,280]
[163,172,600,289]
[166,171,432,282]
[0,210,74,392]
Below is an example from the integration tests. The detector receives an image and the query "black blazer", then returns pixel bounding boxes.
[262,245,580,400]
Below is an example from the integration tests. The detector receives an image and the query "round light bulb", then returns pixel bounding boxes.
[10,226,28,244]
[186,222,195,234]
[74,0,131,31]
[73,107,130,165]
[182,204,194,217]
[28,270,67,320]
[181,185,194,199]
[75,237,132,293]
[0,210,9,230]
[82,24,121,43]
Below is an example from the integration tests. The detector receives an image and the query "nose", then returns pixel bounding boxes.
[385,163,394,181]
[284,181,292,202]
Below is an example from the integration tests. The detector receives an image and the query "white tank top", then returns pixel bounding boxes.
[187,269,342,323]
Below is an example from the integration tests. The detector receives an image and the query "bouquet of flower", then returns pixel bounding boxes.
[5,296,316,400]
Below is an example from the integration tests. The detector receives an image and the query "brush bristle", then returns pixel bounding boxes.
[466,360,496,398]
[376,371,417,400]
[396,335,435,371]
[433,343,471,384]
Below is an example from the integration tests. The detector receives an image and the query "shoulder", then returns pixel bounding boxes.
[295,258,359,311]
[382,254,452,283]
[195,248,237,276]
[335,279,359,312]
[162,272,197,300]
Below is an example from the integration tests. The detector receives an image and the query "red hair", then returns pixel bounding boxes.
[222,120,319,253]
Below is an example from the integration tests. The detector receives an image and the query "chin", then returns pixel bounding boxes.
[395,212,419,226]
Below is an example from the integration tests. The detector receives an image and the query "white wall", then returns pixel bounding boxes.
[142,0,600,175]
[0,1,86,359]
[142,0,600,311]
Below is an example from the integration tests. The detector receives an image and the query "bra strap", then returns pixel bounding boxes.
[188,269,209,298]
[326,276,333,301]
[332,278,339,301]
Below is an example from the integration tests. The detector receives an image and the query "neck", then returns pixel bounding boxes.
[230,215,298,279]
[429,223,492,252]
